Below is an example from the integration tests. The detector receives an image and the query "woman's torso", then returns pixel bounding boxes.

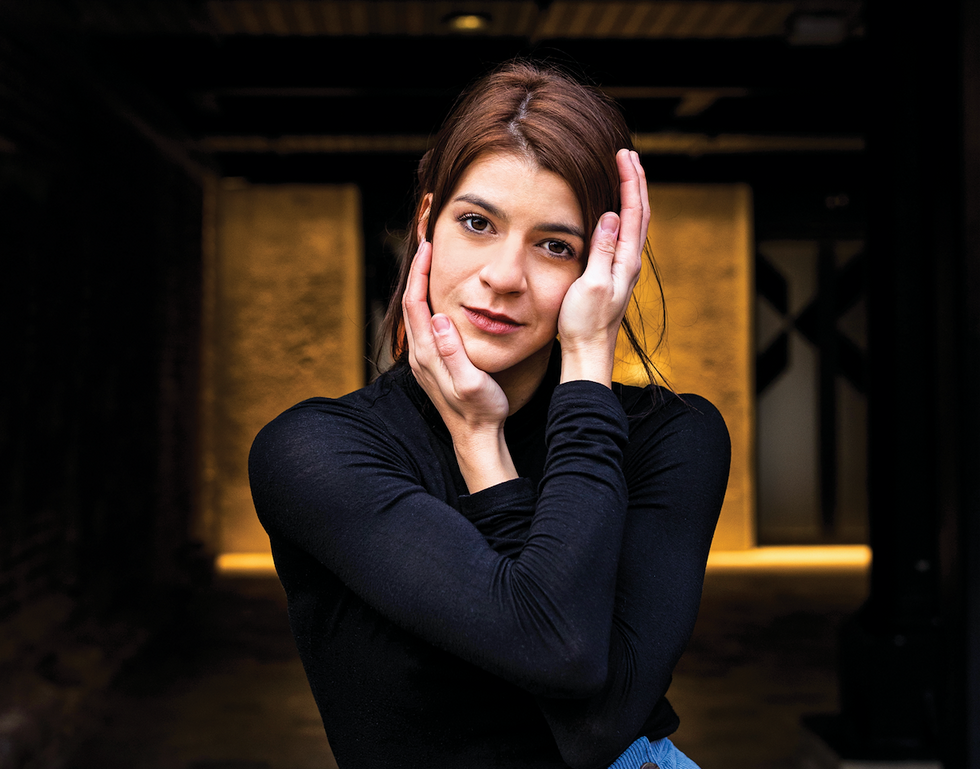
[252,356,729,768]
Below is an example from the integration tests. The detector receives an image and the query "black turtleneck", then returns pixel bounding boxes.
[248,351,730,769]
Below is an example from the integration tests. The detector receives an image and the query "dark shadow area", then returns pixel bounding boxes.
[1,1,977,768]
[66,575,334,769]
[63,568,868,769]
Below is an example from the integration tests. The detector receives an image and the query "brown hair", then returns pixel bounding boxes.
[381,58,665,384]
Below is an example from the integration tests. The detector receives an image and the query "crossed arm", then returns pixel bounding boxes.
[250,148,730,768]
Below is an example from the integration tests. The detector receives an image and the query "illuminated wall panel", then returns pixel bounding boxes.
[205,182,749,556]
[202,182,364,556]
[616,184,755,550]
[755,241,820,540]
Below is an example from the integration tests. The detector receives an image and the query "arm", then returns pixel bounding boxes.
[251,150,647,700]
[460,393,730,769]
[538,394,731,769]
[248,379,630,699]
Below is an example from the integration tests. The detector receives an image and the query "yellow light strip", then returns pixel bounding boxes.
[216,552,276,574]
[707,546,871,570]
[217,547,872,576]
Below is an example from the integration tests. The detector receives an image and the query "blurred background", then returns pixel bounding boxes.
[0,1,977,768]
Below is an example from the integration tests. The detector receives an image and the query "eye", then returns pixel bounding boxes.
[458,214,491,233]
[543,239,577,260]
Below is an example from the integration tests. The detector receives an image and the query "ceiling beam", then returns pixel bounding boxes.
[199,132,865,155]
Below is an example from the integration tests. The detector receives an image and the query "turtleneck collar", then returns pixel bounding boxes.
[390,343,562,443]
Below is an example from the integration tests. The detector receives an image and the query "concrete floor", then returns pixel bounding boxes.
[669,565,868,769]
[66,563,868,769]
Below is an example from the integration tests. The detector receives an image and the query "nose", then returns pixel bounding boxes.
[479,239,527,295]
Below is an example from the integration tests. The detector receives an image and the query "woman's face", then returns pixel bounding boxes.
[422,152,586,390]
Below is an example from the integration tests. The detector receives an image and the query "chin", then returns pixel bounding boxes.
[462,336,553,379]
[463,349,521,376]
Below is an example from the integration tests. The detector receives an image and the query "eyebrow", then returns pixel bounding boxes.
[452,193,586,242]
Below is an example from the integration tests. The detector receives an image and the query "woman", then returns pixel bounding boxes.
[249,60,731,769]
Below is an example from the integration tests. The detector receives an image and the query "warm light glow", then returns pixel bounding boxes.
[445,13,489,31]
[617,185,755,551]
[217,547,872,576]
[217,552,276,574]
[707,546,871,570]
[205,184,363,556]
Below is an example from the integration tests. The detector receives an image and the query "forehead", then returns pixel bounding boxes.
[448,152,583,226]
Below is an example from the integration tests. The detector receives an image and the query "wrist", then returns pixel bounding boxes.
[559,343,614,388]
[453,426,518,493]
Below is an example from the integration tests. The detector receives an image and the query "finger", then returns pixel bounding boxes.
[430,314,484,398]
[584,211,620,277]
[625,151,650,297]
[401,243,424,360]
[611,150,645,285]
[632,151,651,245]
[404,238,431,306]
[402,240,434,364]
[615,149,644,261]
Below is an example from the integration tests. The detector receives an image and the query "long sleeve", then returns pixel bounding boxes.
[462,390,731,769]
[248,379,631,699]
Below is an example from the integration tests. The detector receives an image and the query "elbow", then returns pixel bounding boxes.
[533,642,608,699]
[559,739,620,769]
[554,721,628,769]
[568,648,609,698]
[554,716,646,769]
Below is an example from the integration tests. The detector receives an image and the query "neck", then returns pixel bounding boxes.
[492,341,555,416]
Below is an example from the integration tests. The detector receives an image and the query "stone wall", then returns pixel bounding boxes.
[201,182,364,556]
[0,17,205,765]
[616,184,755,550]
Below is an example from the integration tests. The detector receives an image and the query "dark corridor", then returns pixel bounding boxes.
[1,2,978,768]
[64,565,868,769]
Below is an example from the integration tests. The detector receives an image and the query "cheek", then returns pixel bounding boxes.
[428,230,482,296]
[426,245,456,311]
[541,272,580,317]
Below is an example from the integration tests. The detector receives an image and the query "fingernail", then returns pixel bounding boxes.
[600,213,619,233]
[431,314,450,333]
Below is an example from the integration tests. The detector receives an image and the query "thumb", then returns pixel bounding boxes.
[431,314,464,359]
[431,314,488,399]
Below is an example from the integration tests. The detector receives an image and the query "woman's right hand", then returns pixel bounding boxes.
[557,149,650,387]
[402,239,518,492]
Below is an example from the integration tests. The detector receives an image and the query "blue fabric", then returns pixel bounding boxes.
[607,737,700,769]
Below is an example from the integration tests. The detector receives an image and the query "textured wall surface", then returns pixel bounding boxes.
[616,184,755,550]
[1,23,206,766]
[208,182,751,555]
[204,183,364,555]
[1,27,205,614]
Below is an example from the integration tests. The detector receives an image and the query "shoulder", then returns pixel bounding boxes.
[612,382,731,464]
[254,373,388,436]
[613,381,727,431]
[248,372,445,532]
[248,372,424,478]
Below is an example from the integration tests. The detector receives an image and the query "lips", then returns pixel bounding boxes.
[462,306,523,335]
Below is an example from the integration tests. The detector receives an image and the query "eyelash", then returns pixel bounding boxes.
[456,213,578,261]
[458,213,492,234]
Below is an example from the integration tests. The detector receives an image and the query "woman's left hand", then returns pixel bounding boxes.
[558,149,650,387]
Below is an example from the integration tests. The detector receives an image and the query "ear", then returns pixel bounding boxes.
[417,193,433,243]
